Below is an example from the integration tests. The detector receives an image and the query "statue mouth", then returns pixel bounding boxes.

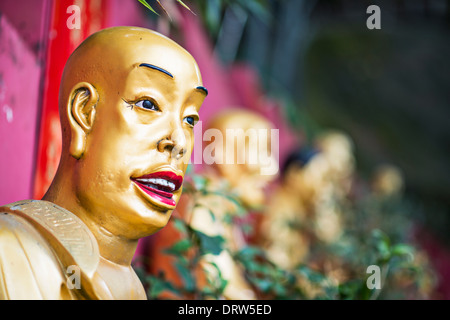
[131,171,183,208]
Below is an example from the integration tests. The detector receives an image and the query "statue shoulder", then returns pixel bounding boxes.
[0,200,101,299]
[0,212,67,299]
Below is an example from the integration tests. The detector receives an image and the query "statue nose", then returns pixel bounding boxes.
[157,138,185,160]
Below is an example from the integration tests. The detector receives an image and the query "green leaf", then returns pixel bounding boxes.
[205,0,222,36]
[235,0,270,23]
[252,277,272,292]
[192,175,208,191]
[177,0,196,15]
[193,229,225,255]
[174,261,195,292]
[370,229,391,262]
[391,244,415,261]
[296,265,327,284]
[337,279,364,300]
[236,246,264,260]
[205,262,228,293]
[173,218,188,234]
[146,275,180,299]
[137,0,159,15]
[164,239,192,255]
[273,282,287,297]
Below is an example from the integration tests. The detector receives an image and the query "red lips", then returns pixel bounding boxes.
[132,171,183,207]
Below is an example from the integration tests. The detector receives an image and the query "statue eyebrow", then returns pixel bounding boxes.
[139,63,173,78]
[196,86,208,96]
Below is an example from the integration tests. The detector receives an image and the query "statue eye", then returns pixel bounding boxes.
[184,116,197,127]
[135,99,159,111]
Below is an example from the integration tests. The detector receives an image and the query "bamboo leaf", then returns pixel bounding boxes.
[156,0,171,20]
[177,0,196,15]
[137,0,159,15]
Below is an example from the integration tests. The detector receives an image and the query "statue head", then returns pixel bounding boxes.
[314,130,355,182]
[371,164,404,197]
[204,108,278,209]
[281,147,329,201]
[51,26,207,238]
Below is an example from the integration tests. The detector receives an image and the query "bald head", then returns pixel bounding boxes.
[58,26,204,154]
[207,108,274,134]
[203,108,278,207]
[60,26,199,96]
[48,26,207,238]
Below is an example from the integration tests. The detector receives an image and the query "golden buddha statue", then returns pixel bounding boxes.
[370,164,404,198]
[0,26,207,299]
[260,148,321,270]
[310,130,355,244]
[261,131,354,270]
[187,108,278,300]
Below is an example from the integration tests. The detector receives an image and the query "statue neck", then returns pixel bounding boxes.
[42,168,138,267]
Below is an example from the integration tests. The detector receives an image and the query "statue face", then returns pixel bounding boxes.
[285,154,329,200]
[70,29,207,237]
[208,110,278,209]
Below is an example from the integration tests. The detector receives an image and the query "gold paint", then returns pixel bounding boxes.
[0,27,206,299]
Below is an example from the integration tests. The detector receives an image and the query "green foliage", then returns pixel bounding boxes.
[135,216,228,299]
[193,229,225,256]
[194,0,270,38]
[146,272,181,298]
[134,171,436,300]
[234,246,303,299]
[137,0,159,15]
[137,0,193,16]
[137,0,271,43]
[233,180,435,300]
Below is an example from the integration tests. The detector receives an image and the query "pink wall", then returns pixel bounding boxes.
[0,13,43,204]
[0,0,49,56]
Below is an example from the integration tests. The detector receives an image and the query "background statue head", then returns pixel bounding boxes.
[45,26,207,240]
[204,108,278,209]
[371,164,404,197]
[280,147,327,202]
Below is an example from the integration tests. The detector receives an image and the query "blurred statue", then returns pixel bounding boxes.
[363,163,409,242]
[261,130,355,270]
[187,108,278,299]
[371,164,404,198]
[260,148,321,269]
[314,130,355,196]
[312,130,355,243]
[0,27,207,299]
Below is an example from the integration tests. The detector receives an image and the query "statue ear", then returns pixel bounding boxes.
[67,82,99,159]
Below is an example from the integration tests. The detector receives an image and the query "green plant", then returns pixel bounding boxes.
[138,0,193,16]
[134,170,436,300]
[135,216,228,299]
[137,0,270,40]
